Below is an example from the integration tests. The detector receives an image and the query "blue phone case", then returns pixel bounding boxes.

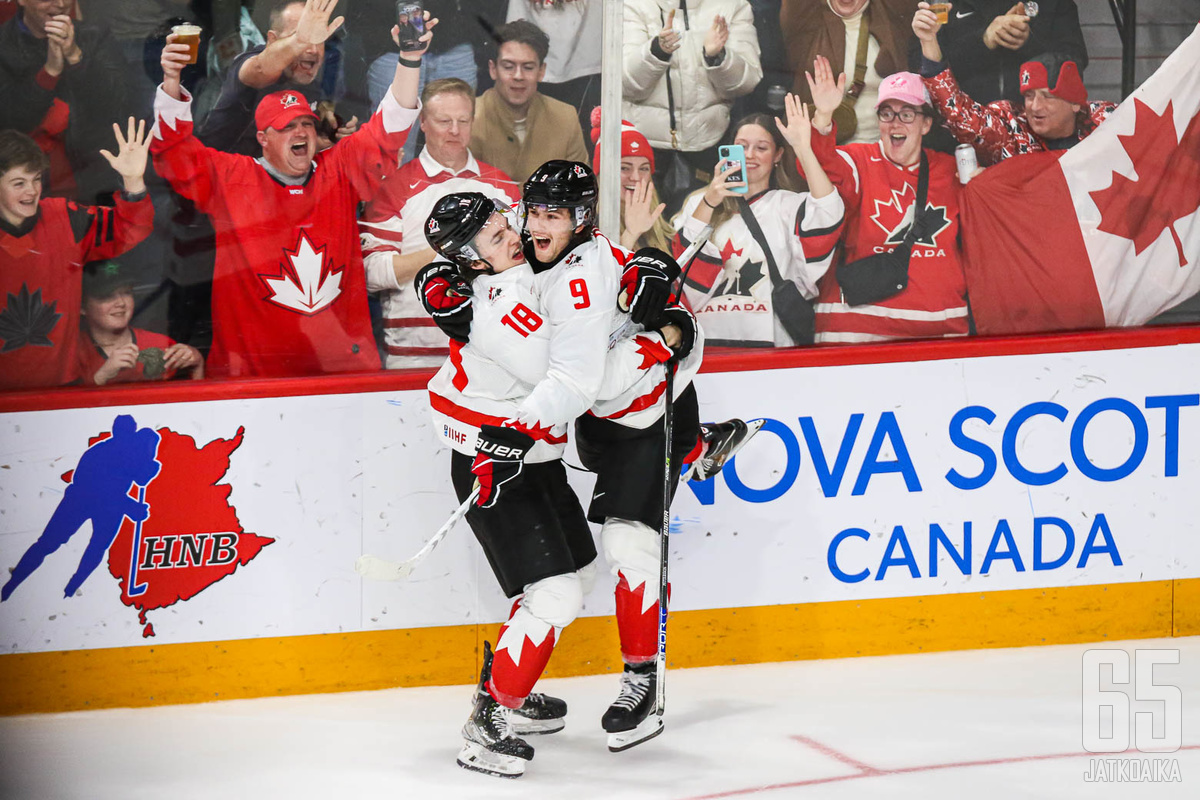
[719,145,748,194]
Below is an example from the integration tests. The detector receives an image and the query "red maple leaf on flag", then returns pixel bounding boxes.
[1089,99,1200,267]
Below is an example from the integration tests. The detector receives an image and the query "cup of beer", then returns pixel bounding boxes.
[172,23,202,65]
[929,3,951,24]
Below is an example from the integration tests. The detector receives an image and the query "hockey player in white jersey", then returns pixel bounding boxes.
[419,191,703,778]
[420,162,762,762]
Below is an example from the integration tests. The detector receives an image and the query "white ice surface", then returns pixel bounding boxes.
[2,636,1197,799]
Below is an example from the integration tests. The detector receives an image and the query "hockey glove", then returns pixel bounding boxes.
[471,424,536,509]
[658,304,698,361]
[618,247,681,326]
[415,261,473,343]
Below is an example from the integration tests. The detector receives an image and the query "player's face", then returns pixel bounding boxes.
[735,124,782,190]
[877,101,932,168]
[83,287,135,334]
[525,206,578,262]
[489,42,546,111]
[471,212,525,273]
[421,92,474,169]
[1023,89,1080,139]
[258,117,317,177]
[0,165,43,227]
[275,3,325,85]
[18,0,69,38]
[620,157,653,191]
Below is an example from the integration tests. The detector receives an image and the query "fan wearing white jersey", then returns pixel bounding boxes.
[418,190,700,779]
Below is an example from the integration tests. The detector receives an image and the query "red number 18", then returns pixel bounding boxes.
[501,303,544,337]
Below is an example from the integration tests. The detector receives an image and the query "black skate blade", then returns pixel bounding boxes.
[457,741,526,778]
[607,716,665,753]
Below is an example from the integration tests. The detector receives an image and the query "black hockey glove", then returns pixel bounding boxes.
[471,424,536,509]
[658,304,698,361]
[415,261,473,343]
[618,247,681,326]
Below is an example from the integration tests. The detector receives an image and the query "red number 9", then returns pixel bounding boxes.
[570,278,591,309]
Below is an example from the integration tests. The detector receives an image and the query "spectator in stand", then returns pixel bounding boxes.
[506,0,603,144]
[779,1,919,146]
[151,1,430,379]
[198,0,358,157]
[361,1,504,165]
[359,78,520,369]
[78,259,203,385]
[623,0,762,213]
[802,56,968,343]
[0,0,129,204]
[469,19,590,183]
[589,109,674,253]
[912,2,1115,166]
[929,1,1087,105]
[674,109,843,347]
[0,124,153,391]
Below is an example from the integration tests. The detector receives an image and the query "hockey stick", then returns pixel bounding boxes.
[355,487,480,581]
[655,223,714,718]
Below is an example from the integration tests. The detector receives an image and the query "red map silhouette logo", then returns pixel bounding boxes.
[1,414,272,638]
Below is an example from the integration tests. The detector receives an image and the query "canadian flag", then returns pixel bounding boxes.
[960,23,1200,335]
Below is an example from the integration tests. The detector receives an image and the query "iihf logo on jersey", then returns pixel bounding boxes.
[259,231,345,315]
[0,415,272,638]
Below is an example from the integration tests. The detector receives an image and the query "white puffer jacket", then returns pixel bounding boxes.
[622,0,763,152]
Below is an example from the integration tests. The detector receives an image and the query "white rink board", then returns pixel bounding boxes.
[1,343,1198,655]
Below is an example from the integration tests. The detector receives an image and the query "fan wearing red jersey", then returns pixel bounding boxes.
[152,1,434,379]
[0,123,153,391]
[801,55,968,344]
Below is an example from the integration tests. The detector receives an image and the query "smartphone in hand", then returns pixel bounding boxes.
[718,145,748,194]
[396,1,425,51]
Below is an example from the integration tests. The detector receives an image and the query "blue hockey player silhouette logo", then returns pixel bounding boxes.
[1,414,161,601]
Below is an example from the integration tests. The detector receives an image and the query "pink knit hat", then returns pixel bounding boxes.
[590,107,655,173]
[875,72,931,109]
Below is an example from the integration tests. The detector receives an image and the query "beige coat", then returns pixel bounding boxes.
[469,90,591,185]
[622,0,762,152]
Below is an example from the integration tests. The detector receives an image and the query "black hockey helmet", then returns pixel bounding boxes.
[425,192,515,273]
[521,160,598,229]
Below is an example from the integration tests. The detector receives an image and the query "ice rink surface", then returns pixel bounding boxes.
[2,636,1197,799]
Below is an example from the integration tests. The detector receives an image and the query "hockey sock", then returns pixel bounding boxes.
[680,434,705,472]
[488,600,560,709]
[614,570,670,664]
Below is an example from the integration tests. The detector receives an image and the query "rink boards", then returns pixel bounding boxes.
[1,329,1199,713]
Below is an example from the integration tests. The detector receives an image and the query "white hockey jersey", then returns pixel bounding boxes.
[428,233,704,459]
[675,189,844,347]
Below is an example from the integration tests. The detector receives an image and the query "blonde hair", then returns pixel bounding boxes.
[421,78,476,113]
[695,114,803,230]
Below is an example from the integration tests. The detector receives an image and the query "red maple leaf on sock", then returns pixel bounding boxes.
[1089,99,1200,267]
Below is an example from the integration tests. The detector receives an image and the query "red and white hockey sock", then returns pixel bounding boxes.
[614,569,670,665]
[680,433,705,472]
[488,599,559,709]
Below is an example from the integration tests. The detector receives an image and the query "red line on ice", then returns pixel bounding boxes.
[680,740,1200,799]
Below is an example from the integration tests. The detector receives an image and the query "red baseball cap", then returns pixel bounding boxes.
[254,90,318,132]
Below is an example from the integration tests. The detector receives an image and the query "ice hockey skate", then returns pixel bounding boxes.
[458,641,536,778]
[602,661,664,752]
[686,418,765,482]
[472,641,568,735]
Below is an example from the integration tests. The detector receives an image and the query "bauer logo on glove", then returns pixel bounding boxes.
[618,247,682,326]
[470,424,535,508]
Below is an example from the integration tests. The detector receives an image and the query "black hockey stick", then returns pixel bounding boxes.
[655,224,713,716]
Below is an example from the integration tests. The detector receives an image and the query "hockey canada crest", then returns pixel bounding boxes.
[279,92,301,109]
[259,231,344,315]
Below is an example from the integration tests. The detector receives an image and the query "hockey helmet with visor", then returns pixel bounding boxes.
[425,193,520,276]
[520,160,598,230]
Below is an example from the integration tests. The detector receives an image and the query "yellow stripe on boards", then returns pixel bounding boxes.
[2,579,1195,716]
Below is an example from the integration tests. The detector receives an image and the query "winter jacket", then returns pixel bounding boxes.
[622,0,763,152]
